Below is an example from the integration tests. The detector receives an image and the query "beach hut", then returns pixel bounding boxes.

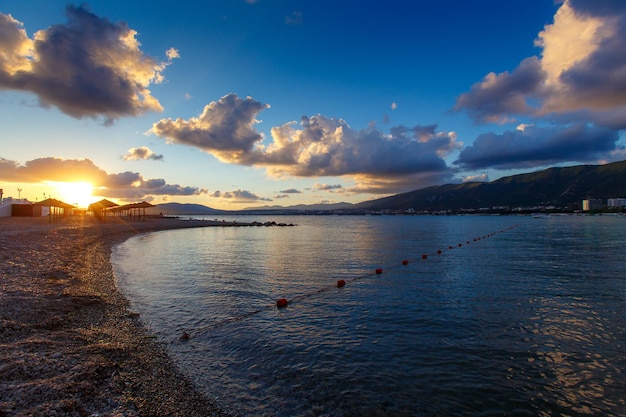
[88,199,118,222]
[34,198,75,222]
[107,201,154,221]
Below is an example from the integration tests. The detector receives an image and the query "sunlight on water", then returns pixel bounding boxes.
[113,215,626,416]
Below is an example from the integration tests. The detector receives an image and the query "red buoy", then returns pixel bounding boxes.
[276,298,289,308]
[337,279,346,288]
[437,249,442,254]
[448,246,453,249]
[422,254,428,260]
[376,268,383,274]
[402,260,409,265]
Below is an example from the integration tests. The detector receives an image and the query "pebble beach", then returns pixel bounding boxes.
[0,215,234,417]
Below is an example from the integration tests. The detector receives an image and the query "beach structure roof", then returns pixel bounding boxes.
[34,198,75,209]
[34,198,75,221]
[88,199,118,212]
[107,201,154,212]
[106,201,154,221]
[88,199,119,222]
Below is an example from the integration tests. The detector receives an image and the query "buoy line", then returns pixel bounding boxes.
[180,224,519,340]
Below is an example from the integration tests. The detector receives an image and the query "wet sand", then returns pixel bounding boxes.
[0,216,235,417]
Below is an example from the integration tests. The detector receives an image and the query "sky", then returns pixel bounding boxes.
[1,0,625,210]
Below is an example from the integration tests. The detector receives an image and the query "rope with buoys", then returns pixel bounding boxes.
[180,224,519,339]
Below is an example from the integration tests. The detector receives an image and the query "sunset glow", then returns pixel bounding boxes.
[49,181,95,208]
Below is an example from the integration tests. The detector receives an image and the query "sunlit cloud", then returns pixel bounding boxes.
[123,146,164,161]
[151,93,269,161]
[0,157,206,201]
[0,5,177,123]
[454,0,626,128]
[152,93,461,195]
[166,48,180,60]
[462,173,489,183]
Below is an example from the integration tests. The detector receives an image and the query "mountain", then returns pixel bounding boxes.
[146,161,626,215]
[242,202,355,212]
[145,202,230,215]
[355,160,626,212]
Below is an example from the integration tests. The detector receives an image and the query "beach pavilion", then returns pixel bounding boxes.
[34,198,76,222]
[88,199,119,222]
[106,201,154,221]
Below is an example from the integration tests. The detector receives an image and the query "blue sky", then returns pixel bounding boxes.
[1,1,625,209]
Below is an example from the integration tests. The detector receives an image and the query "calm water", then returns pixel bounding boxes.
[112,215,626,416]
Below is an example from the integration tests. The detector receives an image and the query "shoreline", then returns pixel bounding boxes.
[0,216,237,417]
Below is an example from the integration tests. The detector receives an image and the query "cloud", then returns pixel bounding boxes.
[0,157,108,184]
[0,5,176,122]
[454,123,621,170]
[463,173,489,183]
[454,0,626,128]
[279,188,301,194]
[0,157,206,200]
[285,11,303,25]
[123,146,164,161]
[261,116,460,193]
[314,183,343,191]
[211,189,271,202]
[151,93,269,161]
[152,93,461,194]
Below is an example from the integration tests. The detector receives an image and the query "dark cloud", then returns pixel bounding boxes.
[314,183,343,191]
[279,188,301,194]
[211,189,271,202]
[0,5,176,122]
[453,57,544,124]
[123,146,164,161]
[454,124,620,170]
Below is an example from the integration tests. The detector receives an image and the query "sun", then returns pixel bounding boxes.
[50,181,96,208]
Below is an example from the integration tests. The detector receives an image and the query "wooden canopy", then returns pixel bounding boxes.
[35,198,75,222]
[107,201,154,221]
[88,199,119,222]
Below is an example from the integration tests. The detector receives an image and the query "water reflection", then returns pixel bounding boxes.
[113,215,626,416]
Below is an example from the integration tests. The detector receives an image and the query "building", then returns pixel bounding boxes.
[582,199,603,211]
[607,198,626,208]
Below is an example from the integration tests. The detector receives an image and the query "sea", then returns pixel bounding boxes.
[111,214,626,417]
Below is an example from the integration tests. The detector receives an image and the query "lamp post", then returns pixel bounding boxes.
[17,188,22,199]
